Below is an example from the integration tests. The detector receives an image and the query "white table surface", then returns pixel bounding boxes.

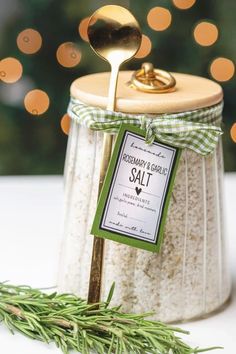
[0,174,235,353]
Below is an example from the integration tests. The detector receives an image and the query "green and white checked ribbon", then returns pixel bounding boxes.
[68,98,223,155]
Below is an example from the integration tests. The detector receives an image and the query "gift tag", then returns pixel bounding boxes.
[91,124,181,252]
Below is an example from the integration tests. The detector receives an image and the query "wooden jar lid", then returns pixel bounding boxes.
[70,71,223,114]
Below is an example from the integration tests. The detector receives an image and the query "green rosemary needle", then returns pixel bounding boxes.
[0,282,222,354]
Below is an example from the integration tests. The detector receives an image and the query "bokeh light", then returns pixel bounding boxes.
[0,57,23,83]
[78,17,97,42]
[147,7,172,31]
[61,114,71,135]
[56,42,81,68]
[78,17,90,42]
[230,123,236,143]
[172,0,196,10]
[194,22,219,46]
[24,89,50,115]
[135,34,152,59]
[210,57,235,82]
[17,28,42,54]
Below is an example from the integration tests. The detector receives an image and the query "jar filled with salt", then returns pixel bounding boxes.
[58,67,231,323]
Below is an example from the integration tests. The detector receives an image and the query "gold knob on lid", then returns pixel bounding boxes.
[129,62,176,93]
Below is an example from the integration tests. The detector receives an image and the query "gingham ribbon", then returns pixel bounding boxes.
[68,98,223,155]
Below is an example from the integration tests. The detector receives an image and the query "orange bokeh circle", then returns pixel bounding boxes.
[210,57,235,82]
[230,123,236,143]
[147,7,172,31]
[78,17,90,42]
[56,42,81,68]
[0,57,23,83]
[194,22,218,46]
[24,89,50,115]
[61,114,71,135]
[135,34,152,59]
[17,28,42,54]
[172,0,196,10]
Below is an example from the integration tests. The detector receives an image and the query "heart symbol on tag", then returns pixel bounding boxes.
[135,187,142,195]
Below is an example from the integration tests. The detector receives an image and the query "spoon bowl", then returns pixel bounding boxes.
[88,5,141,68]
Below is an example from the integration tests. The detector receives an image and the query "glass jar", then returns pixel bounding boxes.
[58,71,231,323]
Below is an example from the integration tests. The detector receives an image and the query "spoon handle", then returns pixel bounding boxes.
[107,64,120,111]
[88,65,120,304]
[88,133,113,304]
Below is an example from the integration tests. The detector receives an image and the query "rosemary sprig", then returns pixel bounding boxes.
[0,282,222,354]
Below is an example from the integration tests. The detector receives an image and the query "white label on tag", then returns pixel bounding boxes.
[100,130,177,244]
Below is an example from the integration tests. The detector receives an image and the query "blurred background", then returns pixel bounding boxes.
[0,0,235,175]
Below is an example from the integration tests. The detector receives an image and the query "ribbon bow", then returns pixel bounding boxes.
[68,98,223,156]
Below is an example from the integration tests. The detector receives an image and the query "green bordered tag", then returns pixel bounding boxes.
[91,124,181,252]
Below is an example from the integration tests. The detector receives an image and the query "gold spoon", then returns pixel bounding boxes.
[87,5,141,304]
